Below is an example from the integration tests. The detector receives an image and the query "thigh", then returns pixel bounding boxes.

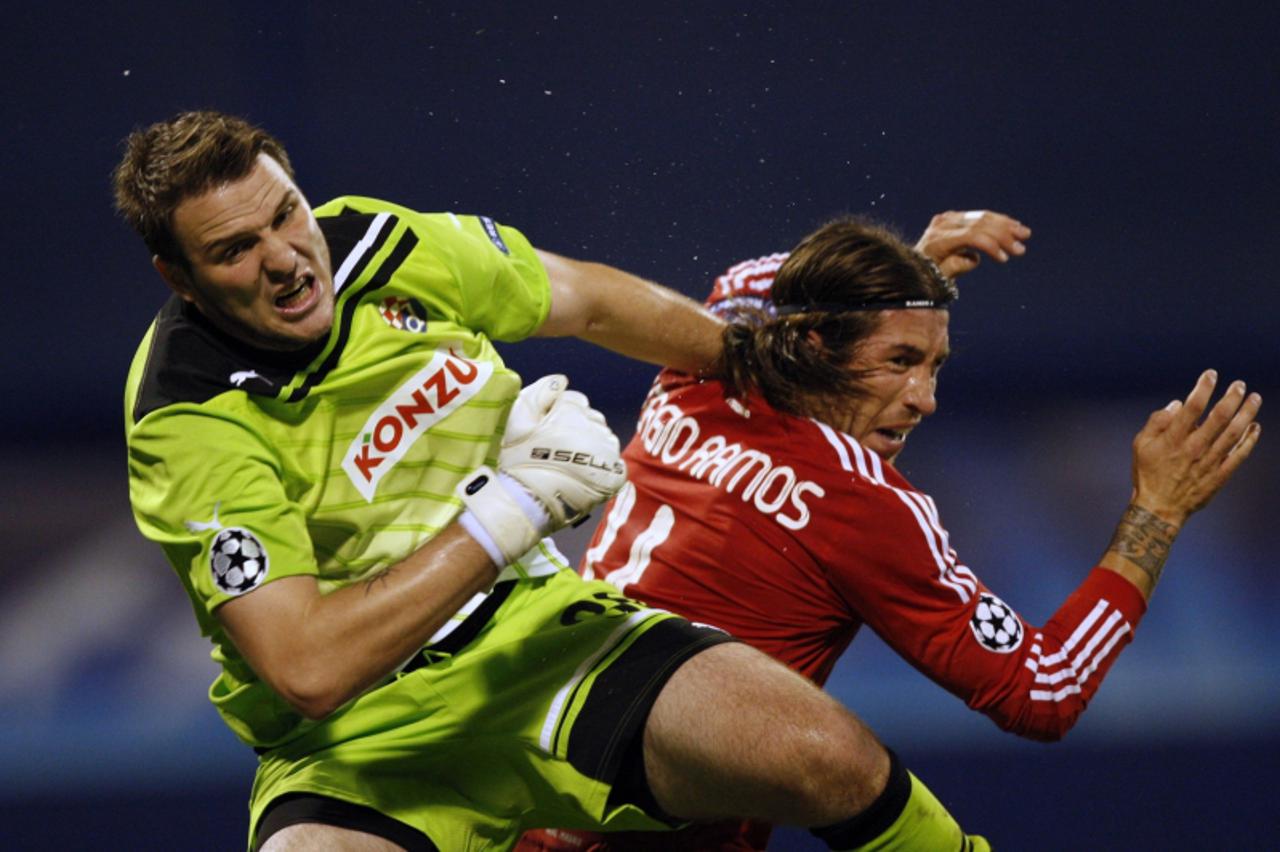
[254,793,436,852]
[641,642,890,826]
[260,823,407,852]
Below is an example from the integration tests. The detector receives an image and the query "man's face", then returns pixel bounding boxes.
[835,309,950,464]
[158,153,334,350]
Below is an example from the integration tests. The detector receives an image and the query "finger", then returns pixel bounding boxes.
[1186,381,1252,460]
[963,232,1010,263]
[1172,369,1218,431]
[992,225,1029,256]
[558,389,590,410]
[1217,421,1261,482]
[965,210,1031,240]
[1195,380,1249,445]
[937,253,980,279]
[1208,390,1262,459]
[1141,400,1181,436]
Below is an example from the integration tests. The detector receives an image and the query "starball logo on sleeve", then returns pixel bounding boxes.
[342,348,493,500]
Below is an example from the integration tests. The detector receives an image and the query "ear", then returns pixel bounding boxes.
[806,328,825,349]
[153,255,195,302]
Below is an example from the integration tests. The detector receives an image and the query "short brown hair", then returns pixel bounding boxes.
[714,216,956,416]
[112,110,294,263]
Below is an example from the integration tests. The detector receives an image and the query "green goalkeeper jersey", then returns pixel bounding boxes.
[124,196,558,748]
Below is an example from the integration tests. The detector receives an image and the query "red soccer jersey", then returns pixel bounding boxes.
[587,373,1147,735]
[515,254,1149,852]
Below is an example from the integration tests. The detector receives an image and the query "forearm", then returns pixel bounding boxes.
[220,524,499,719]
[1098,502,1181,602]
[535,250,725,373]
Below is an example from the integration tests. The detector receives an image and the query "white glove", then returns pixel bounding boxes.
[456,375,626,566]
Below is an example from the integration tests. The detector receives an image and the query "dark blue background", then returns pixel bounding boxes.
[2,3,1276,850]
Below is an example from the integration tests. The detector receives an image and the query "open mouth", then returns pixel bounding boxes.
[876,428,907,442]
[275,275,315,310]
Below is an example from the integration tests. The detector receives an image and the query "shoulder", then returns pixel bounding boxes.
[315,196,527,257]
[125,298,320,425]
[706,251,790,317]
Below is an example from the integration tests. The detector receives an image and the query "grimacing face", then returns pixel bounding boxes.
[155,153,335,351]
[832,309,950,463]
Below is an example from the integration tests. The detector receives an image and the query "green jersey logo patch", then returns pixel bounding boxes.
[379,296,429,333]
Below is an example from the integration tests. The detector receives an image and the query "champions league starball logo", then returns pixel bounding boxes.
[969,592,1024,653]
[379,296,429,333]
[209,528,269,595]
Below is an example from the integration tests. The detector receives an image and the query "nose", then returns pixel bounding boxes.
[262,234,298,282]
[903,370,938,417]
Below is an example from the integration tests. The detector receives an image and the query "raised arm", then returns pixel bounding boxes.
[1100,369,1262,600]
[533,249,725,374]
[915,209,1031,278]
[832,372,1260,740]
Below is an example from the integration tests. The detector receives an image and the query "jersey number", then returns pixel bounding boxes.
[583,482,674,590]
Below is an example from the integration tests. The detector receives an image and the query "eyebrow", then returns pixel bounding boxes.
[200,191,297,257]
[885,343,951,364]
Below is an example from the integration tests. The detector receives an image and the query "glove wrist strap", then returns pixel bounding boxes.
[456,466,545,567]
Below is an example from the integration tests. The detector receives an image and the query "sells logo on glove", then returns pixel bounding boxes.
[530,447,626,475]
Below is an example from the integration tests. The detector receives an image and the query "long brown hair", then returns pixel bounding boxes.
[714,216,956,416]
[112,110,294,265]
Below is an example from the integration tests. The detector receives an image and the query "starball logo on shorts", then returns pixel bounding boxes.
[342,348,493,500]
[379,295,429,333]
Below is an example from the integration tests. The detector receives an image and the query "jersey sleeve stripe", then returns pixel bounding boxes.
[1038,600,1110,665]
[865,444,885,482]
[712,253,788,301]
[1077,622,1132,686]
[287,225,418,403]
[333,212,392,293]
[1027,599,1133,702]
[904,491,978,597]
[814,421,972,602]
[842,434,878,482]
[891,488,973,603]
[815,421,857,473]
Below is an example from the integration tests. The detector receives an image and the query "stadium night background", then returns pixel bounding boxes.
[1,3,1275,849]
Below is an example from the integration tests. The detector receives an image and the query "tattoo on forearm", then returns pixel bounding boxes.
[1107,505,1178,585]
[364,566,397,595]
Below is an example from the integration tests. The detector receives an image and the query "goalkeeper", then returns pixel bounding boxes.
[118,110,988,851]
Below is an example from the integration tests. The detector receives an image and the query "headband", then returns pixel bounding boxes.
[774,298,948,315]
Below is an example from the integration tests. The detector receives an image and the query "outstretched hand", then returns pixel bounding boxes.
[1131,370,1262,528]
[915,210,1031,279]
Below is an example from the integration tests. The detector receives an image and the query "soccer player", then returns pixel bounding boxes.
[117,111,991,852]
[518,212,1262,851]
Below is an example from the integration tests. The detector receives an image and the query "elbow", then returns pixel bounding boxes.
[269,662,356,721]
[289,693,346,723]
[999,709,1080,743]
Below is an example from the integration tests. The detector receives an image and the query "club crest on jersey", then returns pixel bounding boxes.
[209,527,269,595]
[379,296,429,333]
[342,348,493,501]
[968,592,1024,653]
[477,215,510,255]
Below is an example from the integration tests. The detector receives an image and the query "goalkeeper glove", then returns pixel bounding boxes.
[457,374,625,567]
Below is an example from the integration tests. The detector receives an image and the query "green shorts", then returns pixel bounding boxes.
[247,571,730,850]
